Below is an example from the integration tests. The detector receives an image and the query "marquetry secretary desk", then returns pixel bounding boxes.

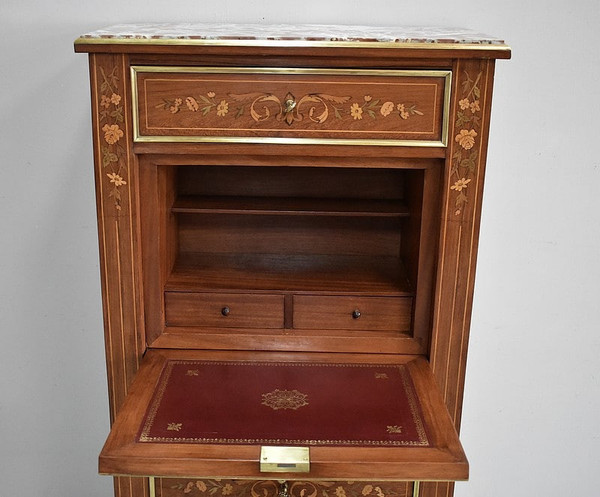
[75,24,510,497]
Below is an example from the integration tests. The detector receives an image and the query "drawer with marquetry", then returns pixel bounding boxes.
[151,478,418,497]
[132,67,451,147]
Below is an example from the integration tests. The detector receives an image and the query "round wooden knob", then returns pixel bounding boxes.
[352,309,361,319]
[221,306,230,316]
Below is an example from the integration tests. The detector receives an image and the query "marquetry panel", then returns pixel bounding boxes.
[153,478,415,497]
[90,53,147,497]
[133,68,450,146]
[420,58,496,497]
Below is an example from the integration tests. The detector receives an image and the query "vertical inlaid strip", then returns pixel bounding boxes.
[422,58,496,497]
[89,53,146,497]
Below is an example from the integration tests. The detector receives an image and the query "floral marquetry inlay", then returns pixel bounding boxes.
[161,479,414,497]
[157,91,423,127]
[450,69,484,216]
[97,66,127,212]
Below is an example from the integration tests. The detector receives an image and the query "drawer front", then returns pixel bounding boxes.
[133,67,450,146]
[293,295,412,331]
[165,292,284,328]
[153,478,415,497]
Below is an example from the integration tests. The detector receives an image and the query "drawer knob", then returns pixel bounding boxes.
[352,309,361,319]
[221,306,230,316]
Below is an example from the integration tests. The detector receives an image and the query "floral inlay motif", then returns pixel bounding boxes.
[158,91,423,126]
[170,480,233,495]
[186,369,199,376]
[350,102,363,120]
[216,100,229,117]
[375,372,389,379]
[335,487,347,497]
[167,479,410,497]
[451,69,483,216]
[107,172,126,187]
[261,389,308,410]
[167,423,182,431]
[386,425,403,434]
[98,66,126,212]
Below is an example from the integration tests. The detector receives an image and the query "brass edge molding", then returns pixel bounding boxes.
[149,477,156,497]
[130,66,451,148]
[132,66,452,77]
[413,481,420,496]
[76,36,511,53]
[441,71,452,147]
[130,65,141,146]
[133,135,447,148]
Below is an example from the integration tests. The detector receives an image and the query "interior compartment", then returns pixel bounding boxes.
[168,166,419,295]
[141,161,440,352]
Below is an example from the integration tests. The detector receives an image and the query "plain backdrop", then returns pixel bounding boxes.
[1,1,599,496]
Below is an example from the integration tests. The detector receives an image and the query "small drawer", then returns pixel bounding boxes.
[133,67,450,147]
[293,295,412,331]
[165,292,284,328]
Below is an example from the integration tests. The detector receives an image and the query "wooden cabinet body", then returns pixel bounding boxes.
[75,24,509,497]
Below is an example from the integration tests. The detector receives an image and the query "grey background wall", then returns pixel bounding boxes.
[1,1,598,496]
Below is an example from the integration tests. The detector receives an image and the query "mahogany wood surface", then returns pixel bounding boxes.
[127,53,455,69]
[165,292,284,328]
[171,196,410,217]
[79,29,507,497]
[133,142,447,159]
[166,253,411,295]
[292,295,413,332]
[176,165,410,199]
[75,41,510,60]
[177,213,403,256]
[150,327,423,355]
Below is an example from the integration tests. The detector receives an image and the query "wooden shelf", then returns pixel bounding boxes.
[166,253,413,295]
[172,195,410,217]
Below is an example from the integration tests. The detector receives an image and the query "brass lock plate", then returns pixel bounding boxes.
[260,446,310,473]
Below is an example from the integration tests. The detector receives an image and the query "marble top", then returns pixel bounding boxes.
[76,23,506,46]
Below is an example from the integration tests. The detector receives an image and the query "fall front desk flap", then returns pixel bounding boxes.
[99,350,467,480]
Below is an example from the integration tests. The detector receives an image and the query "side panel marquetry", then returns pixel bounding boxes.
[89,53,147,497]
[421,58,496,497]
[133,67,450,146]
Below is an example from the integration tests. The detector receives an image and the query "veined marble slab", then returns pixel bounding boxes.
[77,23,505,45]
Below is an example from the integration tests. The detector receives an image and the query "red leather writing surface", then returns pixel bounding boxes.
[139,360,429,447]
